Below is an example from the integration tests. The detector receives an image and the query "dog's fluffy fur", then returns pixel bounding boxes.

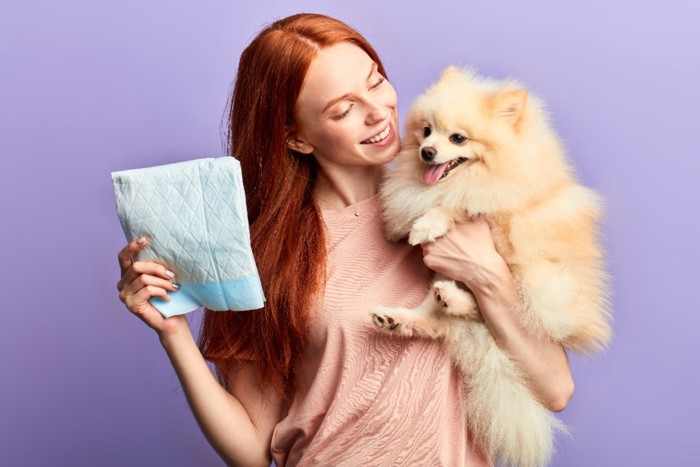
[371,67,611,467]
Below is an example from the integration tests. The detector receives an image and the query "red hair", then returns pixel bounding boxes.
[197,13,388,399]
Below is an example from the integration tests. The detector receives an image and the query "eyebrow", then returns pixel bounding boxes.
[322,63,378,113]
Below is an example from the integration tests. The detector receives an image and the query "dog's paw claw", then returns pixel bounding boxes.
[372,310,398,331]
[433,287,448,308]
[371,308,404,333]
[433,280,480,318]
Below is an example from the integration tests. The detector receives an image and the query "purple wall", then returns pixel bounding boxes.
[2,1,698,465]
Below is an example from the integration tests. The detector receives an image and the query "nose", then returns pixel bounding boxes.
[364,98,387,125]
[421,147,437,162]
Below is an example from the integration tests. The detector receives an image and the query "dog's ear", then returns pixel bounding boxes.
[285,126,314,154]
[438,66,462,83]
[491,89,528,126]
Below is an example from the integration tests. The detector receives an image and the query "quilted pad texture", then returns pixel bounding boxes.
[111,157,265,317]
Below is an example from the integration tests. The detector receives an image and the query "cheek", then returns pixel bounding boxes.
[383,83,399,107]
[313,123,356,148]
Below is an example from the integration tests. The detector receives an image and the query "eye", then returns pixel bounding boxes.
[331,103,354,120]
[423,126,431,138]
[449,133,468,145]
[369,77,385,90]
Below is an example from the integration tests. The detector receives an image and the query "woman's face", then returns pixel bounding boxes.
[290,42,400,171]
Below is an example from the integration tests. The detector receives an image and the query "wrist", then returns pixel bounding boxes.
[461,253,513,296]
[466,256,522,345]
[158,320,193,351]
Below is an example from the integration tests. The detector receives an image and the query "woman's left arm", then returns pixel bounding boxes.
[420,216,574,412]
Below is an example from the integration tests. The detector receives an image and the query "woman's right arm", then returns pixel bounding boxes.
[160,325,281,467]
[117,238,281,467]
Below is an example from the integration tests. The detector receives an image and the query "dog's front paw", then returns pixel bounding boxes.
[370,307,414,337]
[408,209,453,245]
[433,280,481,320]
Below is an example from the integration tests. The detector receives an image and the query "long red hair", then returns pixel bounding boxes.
[197,13,388,399]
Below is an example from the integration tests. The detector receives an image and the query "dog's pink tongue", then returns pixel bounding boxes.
[423,163,449,185]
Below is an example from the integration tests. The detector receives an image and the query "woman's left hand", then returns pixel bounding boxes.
[419,216,510,290]
[422,216,574,411]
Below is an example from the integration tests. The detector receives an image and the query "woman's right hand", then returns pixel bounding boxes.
[117,237,187,339]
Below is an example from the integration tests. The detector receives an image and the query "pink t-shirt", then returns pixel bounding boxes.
[270,195,491,467]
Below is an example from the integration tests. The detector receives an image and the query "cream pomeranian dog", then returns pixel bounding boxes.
[371,67,611,467]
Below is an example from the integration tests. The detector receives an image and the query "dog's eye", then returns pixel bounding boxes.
[449,134,467,145]
[423,127,431,138]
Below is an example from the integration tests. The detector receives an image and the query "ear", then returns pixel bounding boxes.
[285,127,314,154]
[438,66,462,83]
[491,89,528,125]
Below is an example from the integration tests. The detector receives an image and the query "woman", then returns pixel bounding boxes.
[116,13,573,466]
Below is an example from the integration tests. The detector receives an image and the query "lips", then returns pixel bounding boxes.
[361,124,391,144]
[422,157,468,185]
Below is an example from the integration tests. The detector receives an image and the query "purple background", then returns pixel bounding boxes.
[2,1,698,465]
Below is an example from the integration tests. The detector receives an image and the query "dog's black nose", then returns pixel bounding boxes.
[421,147,437,162]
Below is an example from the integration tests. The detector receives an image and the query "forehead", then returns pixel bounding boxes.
[297,42,375,113]
[415,90,485,131]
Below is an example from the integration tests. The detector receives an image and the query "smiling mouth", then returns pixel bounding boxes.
[361,124,391,144]
[422,157,469,185]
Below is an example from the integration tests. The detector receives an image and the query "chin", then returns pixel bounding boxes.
[380,137,401,164]
[372,66,611,467]
[364,124,401,166]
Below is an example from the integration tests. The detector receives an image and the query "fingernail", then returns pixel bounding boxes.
[166,270,175,278]
[172,283,180,289]
[137,236,147,245]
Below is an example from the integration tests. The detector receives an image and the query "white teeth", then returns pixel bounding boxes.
[364,125,390,143]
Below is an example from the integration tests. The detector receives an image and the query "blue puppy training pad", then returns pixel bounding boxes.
[111,157,265,317]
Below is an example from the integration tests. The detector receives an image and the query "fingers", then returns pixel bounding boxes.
[118,236,149,275]
[128,273,179,294]
[118,266,178,301]
[456,215,491,232]
[116,235,182,316]
[119,274,178,309]
[118,260,176,291]
[122,284,172,311]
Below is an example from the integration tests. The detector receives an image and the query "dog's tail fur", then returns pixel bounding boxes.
[451,323,568,467]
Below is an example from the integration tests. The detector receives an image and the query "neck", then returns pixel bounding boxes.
[313,164,383,210]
